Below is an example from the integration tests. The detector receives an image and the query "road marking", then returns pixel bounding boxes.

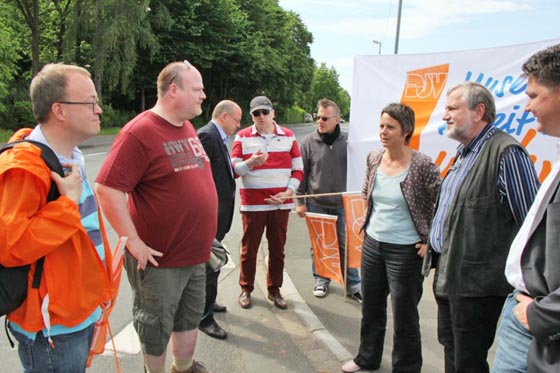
[103,322,141,355]
[86,152,108,157]
[262,252,353,362]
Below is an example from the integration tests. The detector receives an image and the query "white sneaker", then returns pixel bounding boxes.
[313,284,328,297]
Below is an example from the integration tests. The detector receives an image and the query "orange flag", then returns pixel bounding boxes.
[304,212,343,284]
[342,193,367,268]
[86,236,127,371]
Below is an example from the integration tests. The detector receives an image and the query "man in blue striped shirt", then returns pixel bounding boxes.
[425,82,539,373]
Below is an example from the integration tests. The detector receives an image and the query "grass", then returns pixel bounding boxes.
[100,127,122,135]
[0,127,121,143]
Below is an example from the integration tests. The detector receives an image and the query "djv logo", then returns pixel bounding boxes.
[400,64,449,151]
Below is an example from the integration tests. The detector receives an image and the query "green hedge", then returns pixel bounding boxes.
[284,106,305,124]
[99,104,135,128]
[0,100,34,131]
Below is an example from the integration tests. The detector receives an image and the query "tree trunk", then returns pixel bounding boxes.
[31,0,39,76]
[93,0,104,97]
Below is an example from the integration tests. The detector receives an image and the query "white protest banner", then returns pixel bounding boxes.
[348,39,560,190]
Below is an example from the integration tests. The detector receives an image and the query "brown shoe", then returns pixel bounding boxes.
[238,291,251,309]
[170,360,208,373]
[267,292,288,310]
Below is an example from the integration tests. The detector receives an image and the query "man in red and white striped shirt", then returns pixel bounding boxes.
[231,96,303,310]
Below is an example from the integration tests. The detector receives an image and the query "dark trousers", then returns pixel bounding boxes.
[354,235,424,372]
[200,268,220,327]
[435,293,505,373]
[239,210,289,294]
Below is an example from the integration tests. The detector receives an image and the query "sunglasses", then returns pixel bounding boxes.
[252,109,270,117]
[317,115,337,121]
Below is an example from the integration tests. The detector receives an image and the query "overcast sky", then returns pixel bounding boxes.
[278,0,559,94]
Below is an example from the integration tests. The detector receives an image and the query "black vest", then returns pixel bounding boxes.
[434,130,525,297]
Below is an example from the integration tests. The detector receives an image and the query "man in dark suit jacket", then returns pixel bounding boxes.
[493,44,560,373]
[196,100,241,339]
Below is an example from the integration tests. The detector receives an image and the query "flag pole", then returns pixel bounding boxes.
[279,191,361,200]
[343,218,349,302]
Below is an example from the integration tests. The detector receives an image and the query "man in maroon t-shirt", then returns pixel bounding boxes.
[96,60,217,373]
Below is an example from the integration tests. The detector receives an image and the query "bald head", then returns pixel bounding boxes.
[157,60,195,98]
[212,100,242,137]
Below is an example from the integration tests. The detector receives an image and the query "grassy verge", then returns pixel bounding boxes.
[0,127,121,143]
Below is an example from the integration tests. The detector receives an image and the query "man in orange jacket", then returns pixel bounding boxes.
[0,63,112,372]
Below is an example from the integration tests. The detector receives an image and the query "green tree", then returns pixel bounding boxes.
[1,0,318,128]
[0,3,23,111]
[38,0,73,62]
[132,0,313,123]
[12,0,40,75]
[236,0,314,119]
[307,63,350,118]
[89,0,157,98]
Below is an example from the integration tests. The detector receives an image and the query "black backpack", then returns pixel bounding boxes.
[0,140,64,317]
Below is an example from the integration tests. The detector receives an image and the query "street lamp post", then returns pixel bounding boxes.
[394,0,403,54]
[372,40,382,55]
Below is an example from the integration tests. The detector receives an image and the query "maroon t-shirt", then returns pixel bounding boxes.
[96,111,218,267]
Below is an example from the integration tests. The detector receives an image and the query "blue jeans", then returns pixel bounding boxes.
[11,323,94,372]
[354,235,423,372]
[492,291,533,373]
[307,203,361,293]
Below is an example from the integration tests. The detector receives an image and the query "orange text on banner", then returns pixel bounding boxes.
[342,193,367,268]
[304,212,343,284]
[401,64,450,151]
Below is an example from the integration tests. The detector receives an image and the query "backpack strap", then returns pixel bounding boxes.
[0,140,64,289]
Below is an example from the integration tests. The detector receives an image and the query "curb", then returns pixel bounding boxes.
[281,269,353,362]
[260,246,353,364]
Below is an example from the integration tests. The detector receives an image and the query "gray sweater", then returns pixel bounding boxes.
[296,130,347,209]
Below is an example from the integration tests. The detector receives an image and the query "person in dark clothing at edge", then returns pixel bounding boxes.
[493,43,560,373]
[196,100,242,340]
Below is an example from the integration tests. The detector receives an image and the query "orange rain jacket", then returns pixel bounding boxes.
[0,129,112,332]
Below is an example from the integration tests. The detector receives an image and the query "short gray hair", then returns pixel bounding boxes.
[447,82,496,124]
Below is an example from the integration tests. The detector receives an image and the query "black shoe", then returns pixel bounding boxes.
[350,291,363,304]
[199,321,227,340]
[213,303,227,313]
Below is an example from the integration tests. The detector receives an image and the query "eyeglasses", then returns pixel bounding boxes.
[227,113,241,124]
[58,98,99,113]
[252,109,270,117]
[317,115,337,121]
